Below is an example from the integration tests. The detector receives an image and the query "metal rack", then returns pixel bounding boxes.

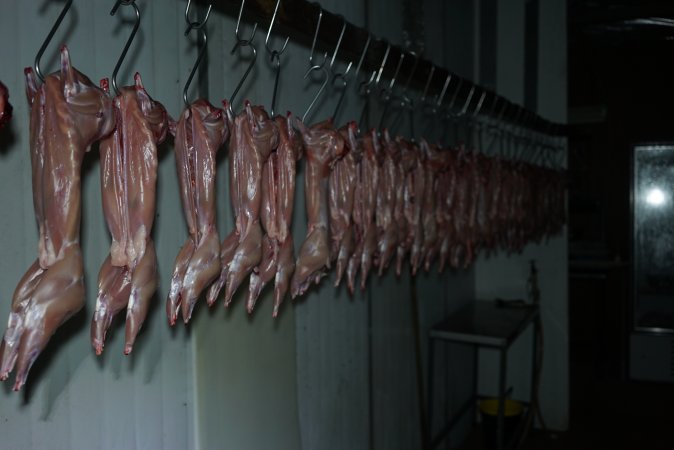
[428,301,540,450]
[211,0,567,137]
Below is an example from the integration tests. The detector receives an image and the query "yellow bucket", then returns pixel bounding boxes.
[479,398,524,417]
[478,398,524,450]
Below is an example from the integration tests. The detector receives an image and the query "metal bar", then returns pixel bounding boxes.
[497,349,507,450]
[429,395,474,449]
[410,276,429,450]
[505,306,539,347]
[427,337,435,448]
[513,315,538,450]
[505,405,530,450]
[367,283,374,450]
[210,0,567,137]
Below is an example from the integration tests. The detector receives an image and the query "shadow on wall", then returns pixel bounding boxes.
[0,124,185,419]
[6,308,87,414]
[0,122,17,155]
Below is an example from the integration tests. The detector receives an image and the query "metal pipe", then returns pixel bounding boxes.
[210,0,566,137]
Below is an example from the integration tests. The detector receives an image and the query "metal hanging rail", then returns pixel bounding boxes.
[210,0,567,137]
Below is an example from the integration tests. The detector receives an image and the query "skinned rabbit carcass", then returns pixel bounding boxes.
[376,130,403,276]
[346,129,381,293]
[207,102,278,308]
[0,81,12,129]
[247,113,302,316]
[329,122,360,287]
[92,73,168,355]
[291,118,345,298]
[166,98,228,325]
[0,47,115,390]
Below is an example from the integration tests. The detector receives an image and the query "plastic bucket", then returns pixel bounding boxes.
[479,398,524,450]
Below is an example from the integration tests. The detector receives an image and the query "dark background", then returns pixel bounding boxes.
[567,1,674,448]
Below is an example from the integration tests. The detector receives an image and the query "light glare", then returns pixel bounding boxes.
[646,188,666,206]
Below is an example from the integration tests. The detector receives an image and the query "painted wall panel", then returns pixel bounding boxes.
[190,0,366,447]
[475,0,569,433]
[290,0,371,448]
[0,0,568,448]
[0,1,195,449]
[187,5,304,448]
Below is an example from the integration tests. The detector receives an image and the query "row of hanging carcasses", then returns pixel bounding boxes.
[0,0,565,391]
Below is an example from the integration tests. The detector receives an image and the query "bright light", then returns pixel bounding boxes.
[646,188,666,206]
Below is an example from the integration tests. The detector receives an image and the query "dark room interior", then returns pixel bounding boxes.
[0,1,673,449]
[461,1,674,449]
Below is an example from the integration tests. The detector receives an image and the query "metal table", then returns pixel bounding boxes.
[428,300,540,450]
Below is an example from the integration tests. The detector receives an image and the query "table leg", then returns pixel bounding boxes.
[531,318,539,424]
[497,348,507,450]
[428,337,435,446]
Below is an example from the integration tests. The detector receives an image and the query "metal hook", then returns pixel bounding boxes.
[265,0,289,55]
[493,102,509,157]
[507,107,525,160]
[110,0,140,96]
[357,42,389,128]
[445,77,463,114]
[459,86,476,116]
[229,0,258,113]
[487,94,499,118]
[472,90,487,117]
[417,68,438,138]
[308,5,327,68]
[268,52,281,117]
[509,107,524,139]
[426,74,456,143]
[497,101,509,122]
[301,64,328,123]
[374,43,392,88]
[492,100,509,138]
[330,16,352,123]
[378,52,405,129]
[469,90,487,132]
[418,69,443,140]
[234,0,258,45]
[229,45,258,113]
[329,16,348,71]
[183,0,211,106]
[434,75,460,143]
[357,70,376,127]
[353,35,371,84]
[433,73,452,114]
[301,4,329,122]
[469,90,487,151]
[356,41,387,98]
[452,85,475,146]
[397,53,419,104]
[265,0,289,116]
[419,66,435,105]
[389,53,419,134]
[484,97,501,154]
[358,70,376,97]
[184,0,212,34]
[432,75,462,144]
[331,61,352,122]
[34,0,74,82]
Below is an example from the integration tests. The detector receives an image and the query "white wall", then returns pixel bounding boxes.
[475,0,569,432]
[187,5,315,450]
[0,1,196,448]
[368,3,478,450]
[0,0,567,448]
